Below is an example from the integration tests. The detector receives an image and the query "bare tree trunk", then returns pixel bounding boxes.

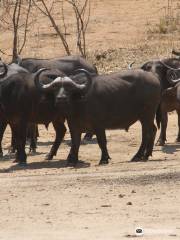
[12,0,22,62]
[0,0,32,61]
[33,0,71,55]
[67,0,90,58]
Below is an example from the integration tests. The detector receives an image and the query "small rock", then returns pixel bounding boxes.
[101,204,112,208]
[127,202,132,205]
[42,203,50,206]
[119,194,125,198]
[169,234,177,237]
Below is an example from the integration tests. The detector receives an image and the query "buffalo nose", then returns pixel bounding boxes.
[56,96,68,104]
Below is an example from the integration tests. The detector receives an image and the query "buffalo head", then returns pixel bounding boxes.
[34,68,92,103]
[140,59,180,88]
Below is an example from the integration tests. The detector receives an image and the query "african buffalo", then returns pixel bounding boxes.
[0,62,30,156]
[0,55,98,160]
[141,57,180,145]
[0,62,68,165]
[34,68,161,165]
[16,55,98,141]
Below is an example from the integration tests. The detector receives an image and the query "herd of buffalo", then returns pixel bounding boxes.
[0,49,180,166]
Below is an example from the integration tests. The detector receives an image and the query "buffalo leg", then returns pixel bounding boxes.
[131,121,149,162]
[156,112,168,146]
[144,123,157,160]
[0,120,7,157]
[94,128,110,165]
[176,110,180,142]
[27,123,37,153]
[66,125,81,166]
[9,124,16,154]
[45,122,66,160]
[11,122,27,165]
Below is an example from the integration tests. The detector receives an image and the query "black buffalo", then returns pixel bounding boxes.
[16,55,98,141]
[0,55,98,161]
[34,68,161,165]
[141,58,180,145]
[0,62,68,165]
[0,62,30,156]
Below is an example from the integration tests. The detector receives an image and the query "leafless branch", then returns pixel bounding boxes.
[19,0,32,54]
[66,0,90,57]
[33,0,71,55]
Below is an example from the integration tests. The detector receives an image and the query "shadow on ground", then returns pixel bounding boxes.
[154,143,180,154]
[0,159,90,173]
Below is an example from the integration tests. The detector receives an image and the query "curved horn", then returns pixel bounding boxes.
[0,62,8,78]
[167,70,180,85]
[172,49,180,57]
[140,62,148,69]
[159,60,180,71]
[34,68,53,91]
[73,68,92,93]
[128,61,135,69]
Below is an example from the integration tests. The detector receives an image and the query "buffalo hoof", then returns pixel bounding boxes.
[66,161,77,167]
[131,156,147,162]
[99,160,109,165]
[66,154,78,167]
[155,140,165,146]
[18,162,27,167]
[44,154,53,160]
[99,155,111,165]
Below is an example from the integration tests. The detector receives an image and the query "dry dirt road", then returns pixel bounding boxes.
[0,113,180,240]
[0,0,180,239]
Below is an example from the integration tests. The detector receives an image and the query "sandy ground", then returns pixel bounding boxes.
[0,113,180,240]
[0,0,180,239]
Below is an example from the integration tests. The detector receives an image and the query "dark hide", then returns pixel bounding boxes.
[159,81,180,144]
[0,63,29,156]
[17,55,98,141]
[0,68,67,165]
[49,69,161,165]
[17,55,98,75]
[141,58,180,145]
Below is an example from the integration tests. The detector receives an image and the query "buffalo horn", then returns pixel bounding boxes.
[0,62,8,78]
[128,61,135,69]
[34,68,54,92]
[72,68,92,93]
[167,70,180,85]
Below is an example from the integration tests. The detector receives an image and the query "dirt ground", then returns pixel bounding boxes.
[0,113,180,240]
[1,0,180,239]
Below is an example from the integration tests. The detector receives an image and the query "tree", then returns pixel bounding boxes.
[32,0,90,57]
[0,0,32,61]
